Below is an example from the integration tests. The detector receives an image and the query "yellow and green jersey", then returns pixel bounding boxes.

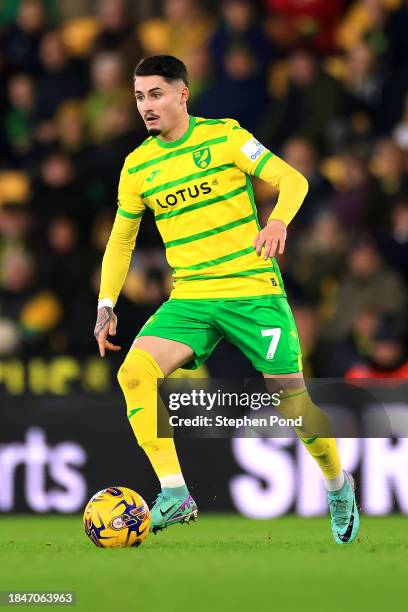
[99,115,308,303]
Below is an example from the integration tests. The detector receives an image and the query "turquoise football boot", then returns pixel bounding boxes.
[327,471,360,544]
[150,493,198,533]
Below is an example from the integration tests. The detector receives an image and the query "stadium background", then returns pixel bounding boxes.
[1,0,408,518]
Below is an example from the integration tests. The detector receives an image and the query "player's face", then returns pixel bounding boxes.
[134,75,188,137]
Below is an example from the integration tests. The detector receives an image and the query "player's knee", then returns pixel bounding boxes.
[117,349,158,393]
[117,360,142,393]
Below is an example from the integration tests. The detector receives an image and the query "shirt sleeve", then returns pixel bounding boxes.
[98,156,146,306]
[117,155,146,219]
[228,121,309,226]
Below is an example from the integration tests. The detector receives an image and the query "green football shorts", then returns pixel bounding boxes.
[136,296,302,375]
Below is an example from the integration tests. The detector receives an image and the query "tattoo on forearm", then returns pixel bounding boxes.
[94,307,113,339]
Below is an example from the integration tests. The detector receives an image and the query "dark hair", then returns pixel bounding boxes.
[134,55,188,86]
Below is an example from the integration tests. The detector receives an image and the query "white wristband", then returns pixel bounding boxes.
[98,298,114,309]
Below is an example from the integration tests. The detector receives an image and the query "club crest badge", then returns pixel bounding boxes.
[193,147,211,169]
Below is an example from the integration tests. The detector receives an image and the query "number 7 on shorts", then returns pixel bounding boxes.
[261,328,281,359]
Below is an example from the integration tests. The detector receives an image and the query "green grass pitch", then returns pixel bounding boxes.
[0,515,407,611]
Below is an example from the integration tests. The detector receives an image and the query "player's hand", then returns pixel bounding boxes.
[94,306,121,357]
[253,219,287,259]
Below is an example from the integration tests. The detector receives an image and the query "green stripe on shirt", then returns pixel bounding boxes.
[117,208,144,220]
[195,119,227,126]
[155,184,247,221]
[128,136,227,174]
[253,151,274,178]
[174,266,275,281]
[174,246,254,271]
[141,164,235,199]
[164,214,255,248]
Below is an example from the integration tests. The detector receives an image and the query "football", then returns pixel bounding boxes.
[83,486,150,548]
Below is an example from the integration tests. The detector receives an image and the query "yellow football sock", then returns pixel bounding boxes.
[117,348,182,480]
[277,388,342,480]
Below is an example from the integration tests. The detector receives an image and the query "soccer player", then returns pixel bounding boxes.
[94,55,359,544]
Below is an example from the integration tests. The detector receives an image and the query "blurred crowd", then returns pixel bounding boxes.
[0,0,407,378]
